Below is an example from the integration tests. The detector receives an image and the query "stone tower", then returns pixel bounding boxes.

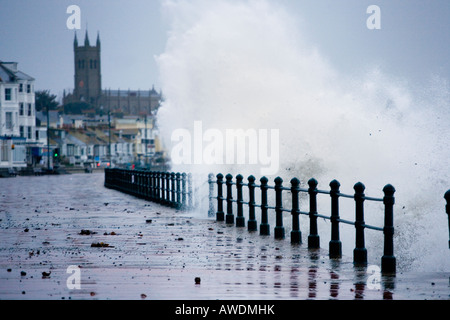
[73,30,102,106]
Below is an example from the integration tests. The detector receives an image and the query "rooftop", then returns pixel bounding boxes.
[0,61,35,83]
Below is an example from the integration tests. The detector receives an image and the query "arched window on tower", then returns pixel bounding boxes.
[90,60,93,69]
[94,60,97,69]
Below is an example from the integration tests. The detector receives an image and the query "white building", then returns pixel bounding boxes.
[0,61,42,171]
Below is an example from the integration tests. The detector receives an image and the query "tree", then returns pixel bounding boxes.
[35,90,59,112]
[63,101,93,114]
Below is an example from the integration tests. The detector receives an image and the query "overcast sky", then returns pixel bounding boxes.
[1,0,449,101]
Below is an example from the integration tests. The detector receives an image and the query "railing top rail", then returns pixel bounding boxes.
[213,176,385,203]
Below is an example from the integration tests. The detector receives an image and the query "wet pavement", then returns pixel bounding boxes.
[0,172,448,300]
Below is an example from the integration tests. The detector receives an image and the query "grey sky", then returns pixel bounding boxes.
[1,0,449,101]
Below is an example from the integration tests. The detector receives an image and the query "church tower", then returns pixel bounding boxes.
[73,30,102,106]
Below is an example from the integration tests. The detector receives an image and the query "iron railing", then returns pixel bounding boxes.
[105,168,193,209]
[208,173,396,274]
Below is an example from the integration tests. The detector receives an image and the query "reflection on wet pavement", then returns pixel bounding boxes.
[0,173,448,300]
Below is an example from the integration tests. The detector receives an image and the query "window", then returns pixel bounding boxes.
[94,60,97,69]
[1,141,10,161]
[19,83,23,92]
[37,130,46,140]
[27,127,32,139]
[13,145,26,162]
[28,104,32,116]
[20,103,24,115]
[5,112,12,129]
[5,88,12,101]
[20,126,24,138]
[67,145,74,156]
[27,84,31,93]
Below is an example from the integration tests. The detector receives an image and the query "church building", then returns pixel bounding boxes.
[64,31,162,116]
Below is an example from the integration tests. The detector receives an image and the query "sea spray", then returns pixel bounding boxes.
[156,0,449,272]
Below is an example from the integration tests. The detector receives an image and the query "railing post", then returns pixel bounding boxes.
[142,171,146,198]
[236,174,245,227]
[308,178,320,249]
[171,172,176,207]
[123,169,126,189]
[225,174,234,224]
[124,170,127,192]
[176,172,181,209]
[142,171,145,197]
[154,171,161,202]
[145,171,150,199]
[136,170,140,196]
[144,171,148,198]
[128,170,131,193]
[290,177,301,244]
[329,179,342,259]
[160,172,165,203]
[247,175,257,232]
[382,184,396,274]
[138,170,142,197]
[143,171,147,198]
[260,176,270,236]
[216,173,224,221]
[445,190,450,249]
[353,182,367,265]
[166,173,171,205]
[181,172,187,209]
[188,173,193,209]
[151,171,155,201]
[130,170,133,194]
[274,177,285,239]
[134,170,139,196]
[156,172,162,203]
[160,172,165,204]
[134,172,138,195]
[208,173,215,217]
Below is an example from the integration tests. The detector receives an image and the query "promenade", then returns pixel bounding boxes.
[0,172,448,301]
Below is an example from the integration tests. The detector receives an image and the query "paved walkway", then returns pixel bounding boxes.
[0,173,448,300]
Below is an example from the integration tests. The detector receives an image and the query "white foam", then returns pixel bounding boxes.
[155,0,450,272]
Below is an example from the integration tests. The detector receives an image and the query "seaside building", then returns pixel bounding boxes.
[0,61,44,173]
